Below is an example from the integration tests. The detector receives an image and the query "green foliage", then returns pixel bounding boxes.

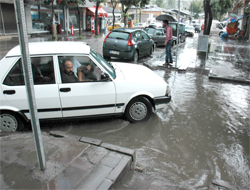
[77,36,85,39]
[211,0,232,20]
[189,0,203,14]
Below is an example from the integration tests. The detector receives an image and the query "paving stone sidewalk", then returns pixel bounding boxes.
[0,131,135,190]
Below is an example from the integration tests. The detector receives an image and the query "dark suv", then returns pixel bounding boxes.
[102,28,154,62]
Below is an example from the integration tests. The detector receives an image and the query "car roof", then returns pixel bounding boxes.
[112,28,140,33]
[5,41,90,57]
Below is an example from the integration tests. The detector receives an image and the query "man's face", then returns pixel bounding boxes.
[64,60,74,75]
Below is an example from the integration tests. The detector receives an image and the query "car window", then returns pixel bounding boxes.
[30,56,55,84]
[59,56,103,83]
[145,28,155,34]
[141,31,149,40]
[108,31,129,40]
[3,59,24,86]
[3,56,55,86]
[156,29,164,35]
[135,31,143,40]
[90,49,116,79]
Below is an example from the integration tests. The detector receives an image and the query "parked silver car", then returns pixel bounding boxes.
[144,27,177,47]
[103,28,154,62]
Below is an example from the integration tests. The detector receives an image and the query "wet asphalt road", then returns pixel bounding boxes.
[1,32,249,189]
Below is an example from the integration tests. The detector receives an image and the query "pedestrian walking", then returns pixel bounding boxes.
[163,20,173,66]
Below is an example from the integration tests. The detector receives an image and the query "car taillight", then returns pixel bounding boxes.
[128,34,133,46]
[104,31,111,43]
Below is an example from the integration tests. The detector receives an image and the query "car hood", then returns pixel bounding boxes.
[112,62,166,85]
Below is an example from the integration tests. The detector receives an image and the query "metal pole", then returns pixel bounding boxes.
[14,0,46,171]
[176,0,180,68]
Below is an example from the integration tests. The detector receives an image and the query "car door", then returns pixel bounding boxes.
[155,29,165,46]
[134,31,145,55]
[57,55,116,118]
[141,31,152,54]
[2,56,62,120]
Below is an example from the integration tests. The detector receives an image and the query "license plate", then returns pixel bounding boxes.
[109,50,119,55]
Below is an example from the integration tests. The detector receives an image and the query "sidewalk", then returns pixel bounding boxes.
[0,131,135,190]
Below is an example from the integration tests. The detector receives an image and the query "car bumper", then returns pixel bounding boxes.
[103,48,135,60]
[154,95,171,109]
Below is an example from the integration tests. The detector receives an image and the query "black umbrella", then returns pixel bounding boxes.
[156,14,176,22]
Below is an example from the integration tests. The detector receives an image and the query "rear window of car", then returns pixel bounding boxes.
[144,28,155,34]
[108,31,129,40]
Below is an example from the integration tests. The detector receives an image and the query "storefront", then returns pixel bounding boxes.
[231,0,250,40]
[86,6,108,33]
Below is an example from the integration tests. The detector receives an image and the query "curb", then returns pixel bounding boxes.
[208,70,250,85]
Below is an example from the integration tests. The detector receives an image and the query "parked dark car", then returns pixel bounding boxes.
[194,24,201,33]
[144,27,177,47]
[169,22,186,43]
[103,28,154,62]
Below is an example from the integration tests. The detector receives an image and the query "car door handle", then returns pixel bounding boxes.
[3,90,16,95]
[60,88,71,92]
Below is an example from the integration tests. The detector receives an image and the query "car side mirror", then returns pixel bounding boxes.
[101,73,111,81]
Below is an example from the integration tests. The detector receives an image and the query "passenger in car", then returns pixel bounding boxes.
[31,57,50,84]
[61,59,78,83]
[77,64,94,81]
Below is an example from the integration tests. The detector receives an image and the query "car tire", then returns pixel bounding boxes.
[0,111,25,132]
[132,50,139,62]
[219,32,223,37]
[125,97,152,123]
[154,42,158,48]
[149,45,154,55]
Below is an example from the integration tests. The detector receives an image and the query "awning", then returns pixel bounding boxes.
[88,7,108,17]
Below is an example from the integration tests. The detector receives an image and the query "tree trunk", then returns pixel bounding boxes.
[51,1,57,40]
[95,2,100,36]
[112,2,116,30]
[203,0,212,35]
[77,6,82,36]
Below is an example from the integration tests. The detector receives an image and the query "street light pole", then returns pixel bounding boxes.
[14,0,46,171]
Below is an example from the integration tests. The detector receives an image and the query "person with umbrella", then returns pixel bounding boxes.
[163,20,173,67]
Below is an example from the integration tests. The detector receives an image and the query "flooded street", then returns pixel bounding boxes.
[1,32,249,189]
[44,34,250,188]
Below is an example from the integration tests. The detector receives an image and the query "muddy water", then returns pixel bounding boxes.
[52,35,250,189]
[65,70,249,189]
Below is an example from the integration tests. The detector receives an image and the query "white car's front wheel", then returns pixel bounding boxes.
[125,97,152,123]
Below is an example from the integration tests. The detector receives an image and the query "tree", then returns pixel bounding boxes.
[89,0,107,36]
[59,0,86,37]
[120,0,149,27]
[189,0,203,15]
[167,0,176,9]
[211,0,231,20]
[203,0,213,35]
[110,0,119,30]
[43,0,57,40]
[155,0,164,7]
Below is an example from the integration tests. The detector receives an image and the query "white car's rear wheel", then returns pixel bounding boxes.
[0,112,24,132]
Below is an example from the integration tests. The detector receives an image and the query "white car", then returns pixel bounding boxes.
[0,42,171,132]
[185,25,195,37]
[134,22,147,29]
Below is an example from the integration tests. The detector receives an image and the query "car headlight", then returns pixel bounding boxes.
[166,85,171,96]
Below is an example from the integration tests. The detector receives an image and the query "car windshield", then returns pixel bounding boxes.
[108,31,129,40]
[186,26,194,30]
[90,49,116,79]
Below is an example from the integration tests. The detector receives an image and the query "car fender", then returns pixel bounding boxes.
[121,91,155,112]
[0,105,29,122]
